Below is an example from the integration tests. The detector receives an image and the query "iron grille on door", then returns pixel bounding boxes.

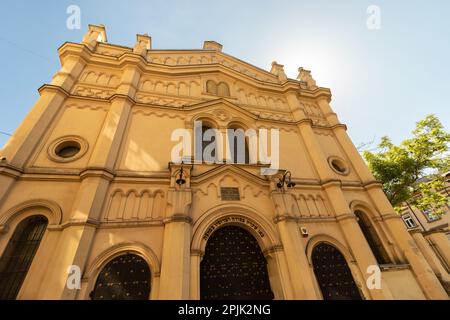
[90,253,151,300]
[0,215,48,300]
[200,225,274,300]
[312,243,362,300]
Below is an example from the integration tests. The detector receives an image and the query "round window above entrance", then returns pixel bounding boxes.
[48,136,88,163]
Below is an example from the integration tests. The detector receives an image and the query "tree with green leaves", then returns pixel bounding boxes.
[363,114,450,217]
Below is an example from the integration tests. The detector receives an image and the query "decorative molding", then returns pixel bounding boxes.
[292,193,333,218]
[191,204,281,254]
[313,128,334,137]
[103,188,166,221]
[78,70,120,88]
[65,103,108,112]
[83,241,161,280]
[72,85,115,99]
[0,199,63,233]
[132,108,186,119]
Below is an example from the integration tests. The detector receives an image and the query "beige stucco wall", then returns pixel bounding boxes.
[382,268,427,299]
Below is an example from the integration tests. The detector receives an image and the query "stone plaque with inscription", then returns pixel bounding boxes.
[220,187,240,201]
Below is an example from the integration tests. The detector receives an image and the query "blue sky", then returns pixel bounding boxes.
[0,0,449,150]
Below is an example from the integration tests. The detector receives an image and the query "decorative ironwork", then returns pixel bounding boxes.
[200,225,274,300]
[312,243,362,300]
[0,215,48,300]
[90,253,151,300]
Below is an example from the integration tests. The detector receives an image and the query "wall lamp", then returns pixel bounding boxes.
[176,164,186,185]
[277,171,295,189]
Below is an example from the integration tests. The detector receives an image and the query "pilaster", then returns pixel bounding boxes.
[411,231,450,288]
[159,163,193,299]
[324,182,391,299]
[425,231,450,274]
[35,30,147,299]
[271,188,318,299]
[366,185,448,299]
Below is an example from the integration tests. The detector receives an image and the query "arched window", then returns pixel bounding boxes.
[354,210,391,264]
[202,125,217,162]
[206,80,217,95]
[206,80,230,97]
[312,243,362,300]
[227,127,249,164]
[217,82,230,97]
[200,226,274,300]
[90,253,151,300]
[0,215,48,299]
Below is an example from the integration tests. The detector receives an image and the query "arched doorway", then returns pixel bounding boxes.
[0,215,48,300]
[90,253,151,300]
[312,243,362,300]
[200,225,274,300]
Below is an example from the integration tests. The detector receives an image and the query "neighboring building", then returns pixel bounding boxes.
[0,25,448,300]
[400,172,450,292]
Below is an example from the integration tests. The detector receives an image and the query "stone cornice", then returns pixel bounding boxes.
[273,215,338,224]
[0,163,22,179]
[56,41,334,98]
[299,87,332,101]
[422,223,449,235]
[55,89,351,128]
[79,167,115,181]
[47,218,165,231]
[328,123,348,131]
[0,164,380,191]
[272,215,298,224]
[37,84,70,97]
[298,217,337,223]
[380,213,401,221]
[57,42,93,66]
[335,213,356,222]
[321,179,343,189]
[163,214,193,225]
[363,181,384,190]
[108,93,136,106]
[48,218,100,230]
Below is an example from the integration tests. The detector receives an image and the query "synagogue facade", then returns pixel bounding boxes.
[0,25,448,300]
